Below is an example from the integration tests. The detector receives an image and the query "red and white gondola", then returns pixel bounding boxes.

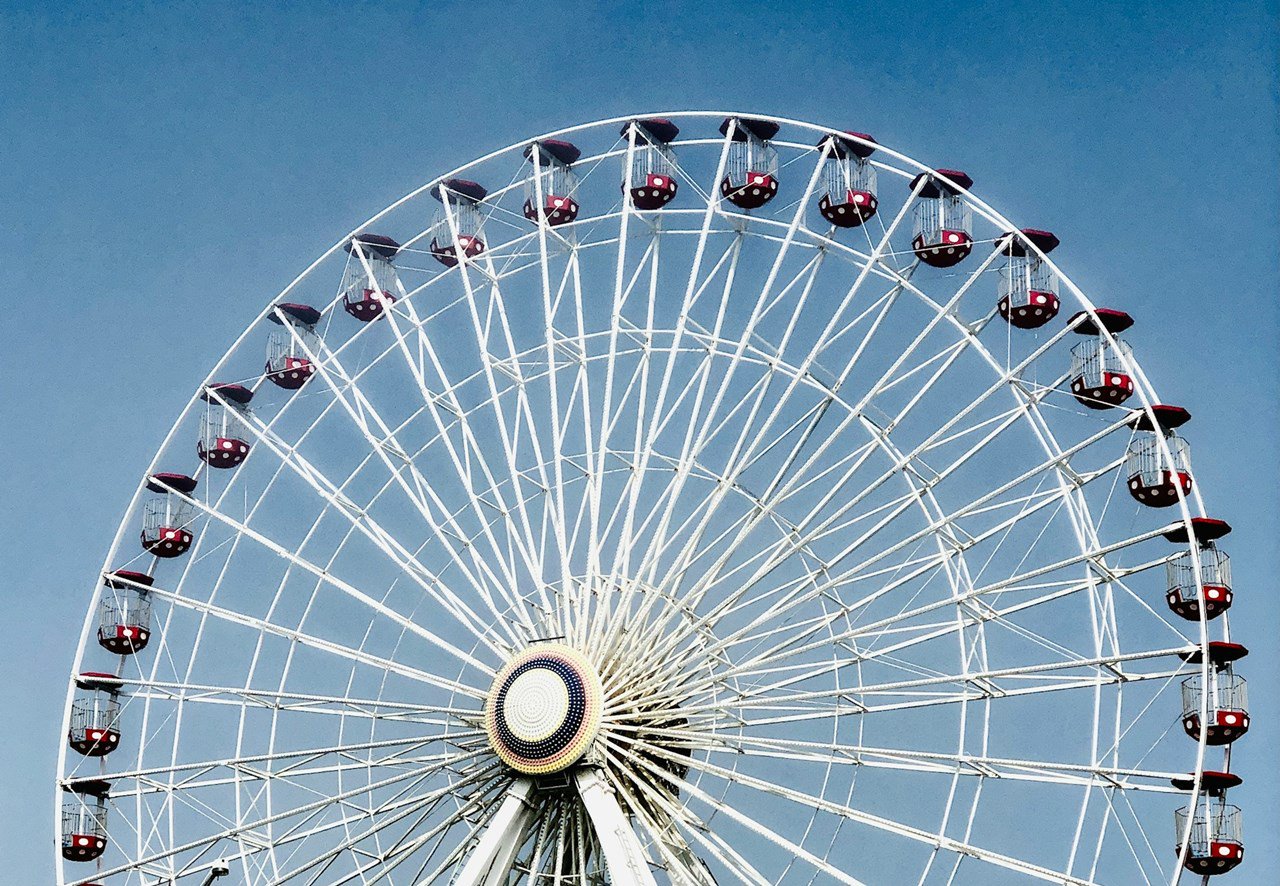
[430,180,488,267]
[265,302,321,389]
[816,131,878,227]
[342,234,400,321]
[524,139,582,227]
[622,118,680,210]
[719,117,780,210]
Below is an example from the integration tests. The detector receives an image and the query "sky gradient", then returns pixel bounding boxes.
[2,1,1277,879]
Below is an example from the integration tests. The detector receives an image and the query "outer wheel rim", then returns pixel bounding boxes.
[57,112,1234,886]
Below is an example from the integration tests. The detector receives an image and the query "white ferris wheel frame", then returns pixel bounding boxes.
[57,111,1230,886]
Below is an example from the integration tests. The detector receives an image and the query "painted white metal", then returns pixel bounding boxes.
[57,112,1231,886]
[575,767,659,886]
[451,778,537,886]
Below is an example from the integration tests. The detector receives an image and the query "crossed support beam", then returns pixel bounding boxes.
[452,770,658,886]
[451,778,538,885]
[574,767,660,886]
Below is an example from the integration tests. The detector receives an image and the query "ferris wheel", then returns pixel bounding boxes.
[58,112,1253,886]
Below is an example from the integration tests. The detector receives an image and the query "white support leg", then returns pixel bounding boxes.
[575,767,659,886]
[452,778,537,886]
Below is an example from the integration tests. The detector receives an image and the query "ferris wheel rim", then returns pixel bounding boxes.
[58,110,1232,886]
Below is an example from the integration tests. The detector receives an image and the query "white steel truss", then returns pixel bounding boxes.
[57,112,1234,886]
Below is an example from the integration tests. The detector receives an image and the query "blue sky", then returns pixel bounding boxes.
[2,0,1277,879]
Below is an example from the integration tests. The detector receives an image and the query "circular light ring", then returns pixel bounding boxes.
[484,643,603,775]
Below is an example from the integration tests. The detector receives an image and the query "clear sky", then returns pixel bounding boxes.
[2,0,1277,880]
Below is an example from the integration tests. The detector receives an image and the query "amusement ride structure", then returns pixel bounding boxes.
[59,112,1249,885]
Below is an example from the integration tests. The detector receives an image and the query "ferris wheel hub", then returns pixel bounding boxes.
[484,643,604,775]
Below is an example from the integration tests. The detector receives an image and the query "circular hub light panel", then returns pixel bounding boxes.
[484,643,603,775]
